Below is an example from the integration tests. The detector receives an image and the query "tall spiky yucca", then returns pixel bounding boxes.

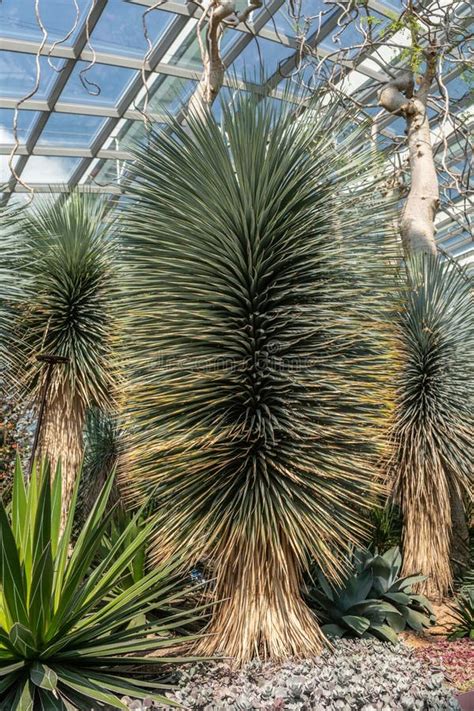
[10,193,117,520]
[388,254,473,600]
[121,94,398,662]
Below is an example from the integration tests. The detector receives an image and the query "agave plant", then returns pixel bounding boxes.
[0,458,201,709]
[387,255,474,600]
[308,546,435,643]
[8,193,118,520]
[121,93,398,662]
[97,508,203,636]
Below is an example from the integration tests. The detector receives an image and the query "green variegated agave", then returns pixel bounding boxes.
[0,459,201,709]
[121,92,399,662]
[308,546,435,642]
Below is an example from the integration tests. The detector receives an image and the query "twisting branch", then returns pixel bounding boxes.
[287,0,472,257]
[188,0,262,115]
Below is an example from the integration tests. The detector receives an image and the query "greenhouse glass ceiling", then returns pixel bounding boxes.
[0,0,472,263]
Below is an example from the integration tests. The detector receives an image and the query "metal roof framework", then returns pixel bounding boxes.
[0,0,472,260]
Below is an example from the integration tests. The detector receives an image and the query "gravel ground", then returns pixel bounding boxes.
[121,639,461,710]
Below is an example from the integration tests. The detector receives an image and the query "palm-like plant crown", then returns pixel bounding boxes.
[388,254,474,597]
[121,95,398,660]
[12,192,117,410]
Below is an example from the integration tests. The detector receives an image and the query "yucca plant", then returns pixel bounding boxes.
[0,458,202,709]
[8,193,117,521]
[387,255,473,600]
[121,93,399,662]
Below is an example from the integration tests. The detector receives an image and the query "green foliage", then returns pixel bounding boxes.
[83,407,120,480]
[99,509,148,593]
[121,92,398,582]
[8,192,117,409]
[308,547,435,643]
[97,508,203,636]
[381,10,423,72]
[368,502,402,553]
[0,458,202,709]
[448,587,474,640]
[76,407,121,528]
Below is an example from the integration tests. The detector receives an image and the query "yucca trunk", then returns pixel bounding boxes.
[37,386,84,524]
[401,483,471,598]
[396,452,453,600]
[198,537,324,661]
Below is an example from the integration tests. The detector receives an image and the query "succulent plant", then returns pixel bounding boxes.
[448,586,474,640]
[307,546,435,643]
[159,639,460,710]
[0,458,202,709]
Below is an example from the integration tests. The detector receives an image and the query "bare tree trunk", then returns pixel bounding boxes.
[197,538,324,663]
[37,386,85,527]
[400,105,438,255]
[188,0,262,116]
[378,67,438,256]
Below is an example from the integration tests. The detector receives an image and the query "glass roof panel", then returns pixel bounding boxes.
[92,157,129,186]
[168,26,204,70]
[227,37,295,82]
[444,72,472,103]
[0,51,65,100]
[275,63,328,97]
[59,61,136,106]
[139,75,197,114]
[103,118,165,152]
[36,112,107,147]
[21,155,81,183]
[267,0,327,37]
[0,109,39,143]
[0,0,92,45]
[90,1,174,59]
[0,156,18,186]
